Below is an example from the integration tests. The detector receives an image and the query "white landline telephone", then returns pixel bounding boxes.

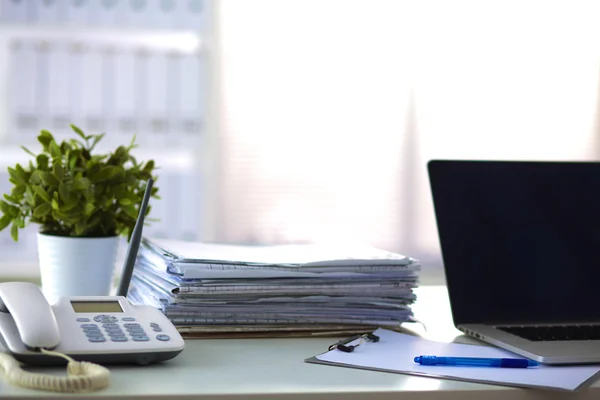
[0,179,185,393]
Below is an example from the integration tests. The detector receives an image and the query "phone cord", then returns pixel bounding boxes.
[0,348,110,393]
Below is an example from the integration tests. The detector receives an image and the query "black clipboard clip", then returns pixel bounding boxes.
[328,332,380,353]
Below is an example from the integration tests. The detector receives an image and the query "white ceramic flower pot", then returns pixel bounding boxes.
[37,233,119,304]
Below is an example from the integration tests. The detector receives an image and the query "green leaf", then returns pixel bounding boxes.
[10,222,18,241]
[86,215,102,232]
[38,130,53,148]
[11,184,26,198]
[39,171,59,187]
[54,163,65,180]
[89,133,106,152]
[21,146,36,157]
[33,186,51,202]
[69,154,78,171]
[33,203,52,218]
[128,134,138,150]
[90,154,108,163]
[51,198,59,211]
[53,209,78,225]
[60,141,72,154]
[74,222,86,236]
[3,194,17,204]
[15,163,26,177]
[121,204,138,219]
[82,149,92,161]
[0,200,9,213]
[91,166,121,182]
[49,140,62,159]
[74,177,91,190]
[58,182,71,202]
[0,215,11,232]
[7,204,19,218]
[70,124,87,140]
[84,202,95,217]
[36,154,49,169]
[61,198,79,212]
[30,170,42,185]
[142,160,155,174]
[24,187,35,206]
[7,167,24,184]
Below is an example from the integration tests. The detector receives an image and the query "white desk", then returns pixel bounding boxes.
[1,286,599,399]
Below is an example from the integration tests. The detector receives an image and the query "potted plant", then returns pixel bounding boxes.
[0,125,158,303]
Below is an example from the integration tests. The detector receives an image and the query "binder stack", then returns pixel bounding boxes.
[128,237,421,337]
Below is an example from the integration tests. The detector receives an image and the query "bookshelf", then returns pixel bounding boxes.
[0,0,215,277]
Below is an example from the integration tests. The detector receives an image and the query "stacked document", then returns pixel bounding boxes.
[128,237,421,337]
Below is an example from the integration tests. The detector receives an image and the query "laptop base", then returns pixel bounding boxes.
[459,324,600,365]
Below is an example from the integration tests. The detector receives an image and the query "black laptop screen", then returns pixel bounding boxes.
[428,160,600,325]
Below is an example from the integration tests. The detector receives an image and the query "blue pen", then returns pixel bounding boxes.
[414,355,539,368]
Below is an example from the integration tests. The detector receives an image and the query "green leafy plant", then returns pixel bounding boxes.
[0,125,159,241]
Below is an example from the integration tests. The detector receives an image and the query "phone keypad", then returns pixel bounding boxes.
[79,315,166,343]
[82,324,106,342]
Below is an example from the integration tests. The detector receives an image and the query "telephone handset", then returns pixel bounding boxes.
[0,179,185,393]
[0,281,60,350]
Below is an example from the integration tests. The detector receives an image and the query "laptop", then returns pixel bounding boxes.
[428,159,600,365]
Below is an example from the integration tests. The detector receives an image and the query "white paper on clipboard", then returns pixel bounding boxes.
[305,328,600,391]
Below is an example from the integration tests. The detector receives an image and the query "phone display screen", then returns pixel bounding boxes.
[70,301,123,313]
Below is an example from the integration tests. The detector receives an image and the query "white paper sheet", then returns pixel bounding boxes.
[309,328,600,391]
[151,238,410,266]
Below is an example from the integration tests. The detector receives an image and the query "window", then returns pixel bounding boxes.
[1,0,599,285]
[212,0,600,284]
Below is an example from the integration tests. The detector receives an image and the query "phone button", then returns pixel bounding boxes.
[76,318,91,322]
[156,334,171,341]
[94,314,118,323]
[122,317,136,321]
[132,335,150,342]
[89,337,107,343]
[111,336,129,342]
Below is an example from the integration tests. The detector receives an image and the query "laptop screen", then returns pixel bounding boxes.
[428,160,600,326]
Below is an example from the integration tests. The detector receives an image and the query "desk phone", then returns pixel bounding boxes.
[0,282,184,366]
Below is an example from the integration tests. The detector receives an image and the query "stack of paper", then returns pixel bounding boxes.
[128,238,421,336]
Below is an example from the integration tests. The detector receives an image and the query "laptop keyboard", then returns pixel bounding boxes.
[498,325,600,341]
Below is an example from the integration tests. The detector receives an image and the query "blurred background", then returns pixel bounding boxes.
[1,0,600,284]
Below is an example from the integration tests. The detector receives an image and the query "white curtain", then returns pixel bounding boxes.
[211,0,600,279]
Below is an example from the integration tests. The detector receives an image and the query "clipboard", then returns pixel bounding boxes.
[304,328,600,391]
